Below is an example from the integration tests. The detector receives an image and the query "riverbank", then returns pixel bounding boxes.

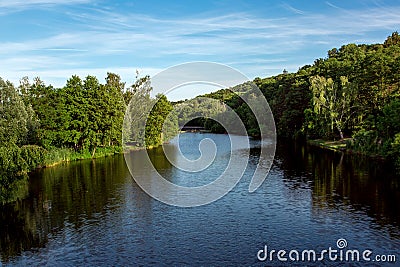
[307,139,349,152]
[2,132,400,266]
[0,145,123,203]
[307,138,389,162]
[42,146,123,168]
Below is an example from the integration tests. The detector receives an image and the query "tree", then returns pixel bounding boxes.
[145,94,174,147]
[0,78,28,146]
[123,75,153,147]
[310,75,356,139]
[18,77,40,145]
[62,75,88,149]
[28,78,66,148]
[103,73,126,147]
[83,75,102,154]
[84,73,126,155]
[384,31,400,47]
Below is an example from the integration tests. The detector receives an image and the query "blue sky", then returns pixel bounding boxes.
[1,0,400,97]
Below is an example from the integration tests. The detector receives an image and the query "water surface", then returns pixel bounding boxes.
[1,133,399,266]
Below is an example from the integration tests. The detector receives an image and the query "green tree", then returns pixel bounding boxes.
[0,78,28,146]
[62,75,87,149]
[18,77,41,145]
[28,78,66,148]
[123,75,153,148]
[145,94,174,147]
[384,31,400,47]
[310,75,356,139]
[103,73,126,147]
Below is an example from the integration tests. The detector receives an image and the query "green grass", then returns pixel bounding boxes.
[43,146,122,167]
[308,138,351,151]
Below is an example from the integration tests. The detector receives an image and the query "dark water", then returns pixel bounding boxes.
[1,133,399,266]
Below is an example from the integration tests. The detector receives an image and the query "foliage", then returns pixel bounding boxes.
[309,75,356,139]
[1,73,131,202]
[0,78,29,145]
[203,32,400,166]
[145,94,176,147]
[2,31,400,200]
[391,133,400,170]
[123,76,178,149]
[123,75,153,147]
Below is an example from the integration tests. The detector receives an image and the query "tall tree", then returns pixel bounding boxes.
[18,77,40,145]
[0,78,28,146]
[62,75,87,149]
[310,75,356,139]
[103,73,126,147]
[123,75,153,147]
[145,94,174,147]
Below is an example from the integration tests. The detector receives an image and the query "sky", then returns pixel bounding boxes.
[1,0,400,99]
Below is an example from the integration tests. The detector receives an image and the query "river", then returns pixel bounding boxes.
[1,133,399,266]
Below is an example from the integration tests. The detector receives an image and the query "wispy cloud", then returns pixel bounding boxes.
[325,1,342,10]
[281,3,306,15]
[0,0,91,8]
[1,1,400,89]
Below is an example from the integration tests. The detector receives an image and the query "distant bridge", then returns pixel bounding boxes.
[181,126,205,132]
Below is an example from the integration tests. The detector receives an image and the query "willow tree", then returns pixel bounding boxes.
[123,75,153,148]
[0,78,29,146]
[310,75,356,139]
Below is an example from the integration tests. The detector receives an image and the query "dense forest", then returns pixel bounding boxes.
[0,72,174,201]
[202,32,400,167]
[1,32,400,202]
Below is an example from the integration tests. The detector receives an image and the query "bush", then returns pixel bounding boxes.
[390,133,400,170]
[0,145,27,187]
[20,145,46,169]
[350,129,388,155]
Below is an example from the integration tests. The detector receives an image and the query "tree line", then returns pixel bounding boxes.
[0,72,174,201]
[2,31,400,201]
[203,32,400,168]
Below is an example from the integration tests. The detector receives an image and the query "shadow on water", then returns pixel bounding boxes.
[0,154,135,261]
[275,139,400,233]
[0,135,399,265]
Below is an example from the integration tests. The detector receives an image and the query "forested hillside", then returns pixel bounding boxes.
[204,32,400,166]
[2,32,400,202]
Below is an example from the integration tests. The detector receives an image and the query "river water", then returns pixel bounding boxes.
[1,133,399,266]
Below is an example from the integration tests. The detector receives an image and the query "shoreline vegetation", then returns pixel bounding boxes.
[308,139,349,152]
[2,32,400,203]
[307,138,390,161]
[201,32,400,169]
[0,72,177,203]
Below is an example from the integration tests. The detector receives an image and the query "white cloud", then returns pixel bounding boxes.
[1,2,400,91]
[281,3,306,15]
[0,0,91,8]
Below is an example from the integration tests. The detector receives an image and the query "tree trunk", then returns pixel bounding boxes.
[337,126,344,139]
[91,146,96,158]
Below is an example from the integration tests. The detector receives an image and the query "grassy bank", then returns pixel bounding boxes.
[0,145,122,203]
[307,139,350,152]
[307,138,391,162]
[43,146,123,167]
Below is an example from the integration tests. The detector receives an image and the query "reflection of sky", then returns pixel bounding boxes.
[164,133,233,187]
[3,134,400,265]
[2,0,400,98]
